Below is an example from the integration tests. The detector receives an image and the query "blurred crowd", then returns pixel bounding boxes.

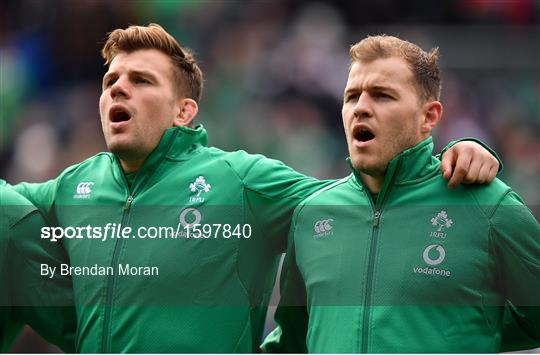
[1,0,539,352]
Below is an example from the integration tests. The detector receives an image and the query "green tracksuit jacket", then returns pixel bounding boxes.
[12,125,332,353]
[264,137,540,353]
[11,125,497,353]
[0,186,76,352]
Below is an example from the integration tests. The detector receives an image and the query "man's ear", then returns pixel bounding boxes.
[420,101,443,135]
[173,98,198,127]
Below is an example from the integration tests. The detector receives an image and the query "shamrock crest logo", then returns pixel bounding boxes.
[189,176,212,197]
[430,210,453,232]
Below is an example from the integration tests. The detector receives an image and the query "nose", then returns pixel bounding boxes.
[353,92,373,119]
[110,76,130,99]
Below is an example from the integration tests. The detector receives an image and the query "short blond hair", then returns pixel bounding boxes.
[350,35,441,102]
[102,23,203,103]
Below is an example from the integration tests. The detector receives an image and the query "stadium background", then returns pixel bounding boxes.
[1,0,538,352]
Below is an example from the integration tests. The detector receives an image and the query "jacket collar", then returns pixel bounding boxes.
[140,124,208,167]
[113,125,208,192]
[348,136,439,191]
[164,124,208,160]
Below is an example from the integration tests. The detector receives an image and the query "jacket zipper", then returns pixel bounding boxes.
[361,202,381,353]
[100,130,177,353]
[101,194,133,353]
[359,159,401,353]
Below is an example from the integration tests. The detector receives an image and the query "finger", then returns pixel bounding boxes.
[476,163,492,184]
[440,148,456,180]
[487,165,498,183]
[448,153,472,188]
[489,155,500,175]
[464,160,482,184]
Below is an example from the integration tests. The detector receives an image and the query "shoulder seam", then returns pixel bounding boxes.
[466,184,512,220]
[292,175,351,221]
[302,175,351,204]
[59,152,114,178]
[219,152,257,184]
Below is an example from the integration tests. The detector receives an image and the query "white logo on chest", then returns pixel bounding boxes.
[413,244,451,278]
[74,182,94,199]
[430,210,453,239]
[313,219,333,239]
[422,244,446,265]
[189,176,211,203]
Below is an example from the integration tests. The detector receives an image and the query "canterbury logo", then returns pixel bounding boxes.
[77,182,94,194]
[74,182,94,199]
[313,219,333,238]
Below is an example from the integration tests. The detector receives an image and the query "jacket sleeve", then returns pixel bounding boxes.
[261,224,309,353]
[241,154,330,203]
[489,190,540,351]
[231,153,331,252]
[10,179,59,225]
[8,202,77,352]
[8,159,85,224]
[0,203,23,351]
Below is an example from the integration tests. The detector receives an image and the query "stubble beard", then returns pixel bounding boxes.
[350,132,419,177]
[105,132,141,162]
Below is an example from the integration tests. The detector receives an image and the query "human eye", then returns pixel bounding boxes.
[374,91,394,100]
[345,93,359,103]
[103,76,117,89]
[133,76,150,84]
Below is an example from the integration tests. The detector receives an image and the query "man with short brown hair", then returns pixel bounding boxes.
[102,23,203,103]
[264,35,539,353]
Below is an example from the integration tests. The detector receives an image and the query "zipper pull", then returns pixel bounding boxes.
[124,196,134,211]
[373,210,381,227]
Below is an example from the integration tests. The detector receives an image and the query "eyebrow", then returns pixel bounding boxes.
[343,84,399,98]
[343,88,358,98]
[370,85,399,95]
[102,69,158,86]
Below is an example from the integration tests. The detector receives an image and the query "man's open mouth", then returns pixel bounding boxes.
[353,126,375,142]
[110,107,131,123]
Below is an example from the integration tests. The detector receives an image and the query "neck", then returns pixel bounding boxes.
[360,172,384,193]
[120,158,145,173]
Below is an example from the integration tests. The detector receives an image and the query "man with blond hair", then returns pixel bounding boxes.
[263,35,539,353]
[10,25,502,352]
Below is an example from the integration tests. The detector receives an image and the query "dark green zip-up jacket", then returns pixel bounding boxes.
[10,125,500,353]
[0,186,76,352]
[264,137,540,353]
[12,125,332,353]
